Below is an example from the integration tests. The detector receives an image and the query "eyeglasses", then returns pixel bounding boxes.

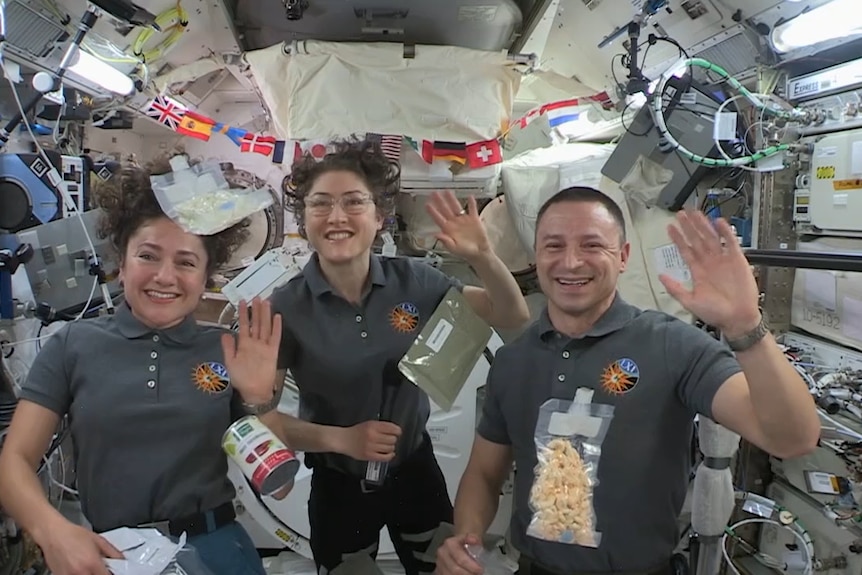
[305,195,374,216]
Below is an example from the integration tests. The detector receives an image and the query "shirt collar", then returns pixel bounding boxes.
[114,302,198,344]
[304,252,388,297]
[538,292,639,342]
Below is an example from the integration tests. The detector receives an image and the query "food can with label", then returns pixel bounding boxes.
[222,415,300,496]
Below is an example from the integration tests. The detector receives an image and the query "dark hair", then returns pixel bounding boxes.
[284,136,399,238]
[535,186,627,243]
[91,154,250,276]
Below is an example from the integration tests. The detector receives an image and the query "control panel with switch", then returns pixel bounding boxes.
[16,209,120,314]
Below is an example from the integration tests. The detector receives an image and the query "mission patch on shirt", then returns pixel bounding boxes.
[19,304,244,531]
[477,295,742,573]
[271,254,463,476]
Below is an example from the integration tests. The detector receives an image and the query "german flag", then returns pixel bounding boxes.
[421,140,467,164]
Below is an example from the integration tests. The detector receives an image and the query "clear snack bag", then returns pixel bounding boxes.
[150,156,273,236]
[527,399,615,548]
[464,544,518,575]
[102,530,215,575]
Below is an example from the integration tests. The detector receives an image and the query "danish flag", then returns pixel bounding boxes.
[240,134,277,156]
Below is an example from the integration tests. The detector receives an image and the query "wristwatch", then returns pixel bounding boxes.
[242,385,283,415]
[724,315,770,352]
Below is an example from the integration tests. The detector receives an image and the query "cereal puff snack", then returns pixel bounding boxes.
[527,399,615,548]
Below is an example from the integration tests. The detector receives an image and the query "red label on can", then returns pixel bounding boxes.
[251,448,296,491]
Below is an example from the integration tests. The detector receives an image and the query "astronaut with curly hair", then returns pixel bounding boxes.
[230,137,532,575]
[0,155,278,575]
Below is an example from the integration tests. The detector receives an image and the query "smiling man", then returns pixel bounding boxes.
[435,186,820,575]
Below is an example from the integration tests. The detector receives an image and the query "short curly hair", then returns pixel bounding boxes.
[284,137,399,238]
[91,154,250,276]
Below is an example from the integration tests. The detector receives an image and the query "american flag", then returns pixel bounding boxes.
[366,133,402,164]
[144,95,185,130]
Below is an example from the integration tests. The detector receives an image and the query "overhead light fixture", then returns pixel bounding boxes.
[771,0,862,53]
[67,47,134,95]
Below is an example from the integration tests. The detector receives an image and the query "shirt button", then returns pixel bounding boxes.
[355,315,362,322]
[152,335,159,342]
[149,365,156,372]
[147,380,155,389]
[360,331,368,338]
[562,351,570,359]
[557,374,566,382]
[150,351,158,359]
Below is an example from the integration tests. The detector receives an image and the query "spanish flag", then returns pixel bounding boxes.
[176,110,214,141]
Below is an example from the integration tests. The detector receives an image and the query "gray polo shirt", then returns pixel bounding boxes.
[19,304,243,532]
[477,294,742,573]
[271,254,462,476]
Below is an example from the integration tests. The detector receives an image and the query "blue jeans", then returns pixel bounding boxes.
[180,522,266,575]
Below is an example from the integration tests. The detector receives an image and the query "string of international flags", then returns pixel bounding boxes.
[142,91,613,170]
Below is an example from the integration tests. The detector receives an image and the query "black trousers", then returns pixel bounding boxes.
[308,435,453,574]
[518,555,676,575]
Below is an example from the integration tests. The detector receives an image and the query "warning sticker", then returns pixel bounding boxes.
[653,243,691,284]
[804,470,840,494]
[833,179,862,190]
[816,165,836,179]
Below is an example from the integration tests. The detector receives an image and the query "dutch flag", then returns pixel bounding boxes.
[545,102,583,128]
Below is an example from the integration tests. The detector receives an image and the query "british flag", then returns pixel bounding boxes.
[366,132,402,164]
[144,95,186,130]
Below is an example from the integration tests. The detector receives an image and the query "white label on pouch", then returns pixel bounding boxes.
[548,413,603,438]
[426,318,454,353]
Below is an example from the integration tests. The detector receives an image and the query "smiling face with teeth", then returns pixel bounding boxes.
[119,216,209,330]
[304,170,383,268]
[535,198,630,336]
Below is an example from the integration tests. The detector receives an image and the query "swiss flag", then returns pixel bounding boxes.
[466,139,503,169]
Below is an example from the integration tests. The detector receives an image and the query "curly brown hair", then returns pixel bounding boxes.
[91,154,250,276]
[284,136,399,238]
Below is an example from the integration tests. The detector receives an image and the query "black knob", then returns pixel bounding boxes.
[817,395,842,415]
[15,243,34,265]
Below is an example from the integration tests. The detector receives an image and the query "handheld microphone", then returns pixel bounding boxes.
[363,362,403,490]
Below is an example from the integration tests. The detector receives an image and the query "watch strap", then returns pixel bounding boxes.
[725,316,769,352]
[242,384,283,415]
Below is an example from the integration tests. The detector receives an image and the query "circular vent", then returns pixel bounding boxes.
[0,178,31,231]
[218,164,285,274]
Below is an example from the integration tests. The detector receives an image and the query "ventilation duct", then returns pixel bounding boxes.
[643,25,761,87]
[5,0,68,61]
